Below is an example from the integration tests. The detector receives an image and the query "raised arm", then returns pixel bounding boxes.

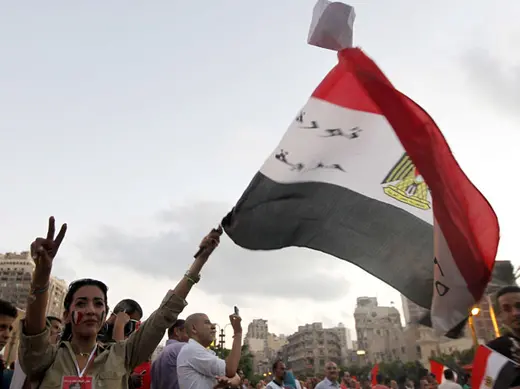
[19,217,67,377]
[124,228,222,369]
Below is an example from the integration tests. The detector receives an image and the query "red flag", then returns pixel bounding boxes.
[430,360,457,384]
[371,364,379,386]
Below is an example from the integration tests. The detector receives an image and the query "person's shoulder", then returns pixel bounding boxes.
[177,342,196,363]
[169,341,187,352]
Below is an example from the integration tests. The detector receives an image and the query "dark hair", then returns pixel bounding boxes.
[272,360,284,371]
[444,369,454,380]
[46,316,62,324]
[113,299,143,318]
[0,299,18,318]
[496,286,520,310]
[61,278,109,341]
[168,319,186,338]
[397,375,407,384]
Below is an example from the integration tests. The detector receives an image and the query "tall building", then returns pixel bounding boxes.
[354,297,406,364]
[46,277,68,318]
[281,322,342,376]
[0,251,68,315]
[331,323,351,366]
[246,319,269,340]
[401,295,428,326]
[244,319,287,374]
[0,252,35,308]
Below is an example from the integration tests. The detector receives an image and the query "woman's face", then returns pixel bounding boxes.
[65,285,106,338]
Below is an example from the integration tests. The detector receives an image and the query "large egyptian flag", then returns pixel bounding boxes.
[222,48,499,335]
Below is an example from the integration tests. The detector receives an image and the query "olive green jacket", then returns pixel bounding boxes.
[18,291,186,389]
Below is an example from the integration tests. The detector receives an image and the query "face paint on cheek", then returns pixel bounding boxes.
[72,311,84,325]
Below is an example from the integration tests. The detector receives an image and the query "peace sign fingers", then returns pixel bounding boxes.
[30,216,68,270]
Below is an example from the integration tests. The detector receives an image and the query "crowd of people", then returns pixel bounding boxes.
[0,216,519,388]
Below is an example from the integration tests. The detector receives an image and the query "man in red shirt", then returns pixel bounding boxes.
[133,361,151,389]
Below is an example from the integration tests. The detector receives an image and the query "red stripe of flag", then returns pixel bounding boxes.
[430,360,445,383]
[472,345,493,388]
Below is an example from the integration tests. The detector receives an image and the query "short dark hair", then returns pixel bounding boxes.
[0,299,18,318]
[46,316,62,324]
[496,286,520,309]
[113,299,143,318]
[272,360,284,371]
[167,319,185,338]
[444,369,454,380]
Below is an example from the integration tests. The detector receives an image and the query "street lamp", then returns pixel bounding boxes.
[468,306,480,348]
[486,295,501,338]
[356,350,367,366]
[213,323,232,356]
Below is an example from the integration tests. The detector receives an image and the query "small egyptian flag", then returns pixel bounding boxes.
[472,345,518,388]
[222,48,499,336]
[430,360,457,384]
[370,364,379,386]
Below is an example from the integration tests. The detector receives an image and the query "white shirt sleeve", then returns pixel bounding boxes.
[9,360,27,389]
[187,347,226,377]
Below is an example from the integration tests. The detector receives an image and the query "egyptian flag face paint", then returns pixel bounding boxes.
[71,310,106,325]
[72,311,84,325]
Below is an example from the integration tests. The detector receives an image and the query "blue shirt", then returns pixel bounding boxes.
[151,339,187,389]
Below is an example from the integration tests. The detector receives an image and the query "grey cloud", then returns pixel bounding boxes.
[461,48,520,116]
[84,201,349,303]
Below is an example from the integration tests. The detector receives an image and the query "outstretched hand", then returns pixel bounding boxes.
[195,226,223,259]
[30,216,67,271]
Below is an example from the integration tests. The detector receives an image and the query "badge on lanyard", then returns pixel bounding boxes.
[61,376,93,389]
[62,345,97,389]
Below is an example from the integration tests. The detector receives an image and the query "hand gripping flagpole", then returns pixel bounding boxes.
[307,0,356,51]
[193,225,223,258]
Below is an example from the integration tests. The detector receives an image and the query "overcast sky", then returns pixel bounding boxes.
[1,1,519,342]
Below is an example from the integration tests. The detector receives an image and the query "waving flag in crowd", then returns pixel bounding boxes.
[222,47,499,336]
[430,360,457,384]
[472,345,518,389]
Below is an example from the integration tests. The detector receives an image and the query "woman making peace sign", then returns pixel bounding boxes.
[18,217,221,389]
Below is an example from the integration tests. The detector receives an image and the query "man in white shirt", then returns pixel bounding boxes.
[266,361,286,389]
[177,312,242,389]
[438,369,461,389]
[314,362,340,389]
